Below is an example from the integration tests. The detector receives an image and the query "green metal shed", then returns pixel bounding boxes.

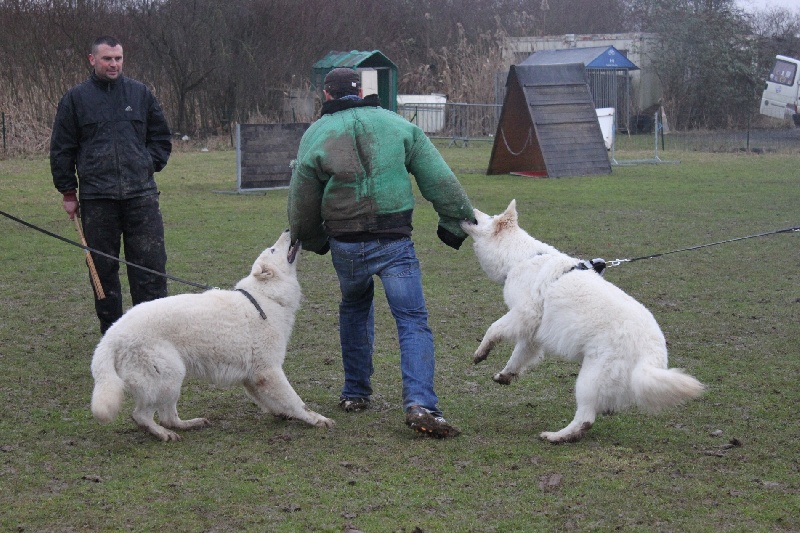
[312,50,398,112]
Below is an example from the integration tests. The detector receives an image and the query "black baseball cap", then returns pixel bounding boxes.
[324,68,361,94]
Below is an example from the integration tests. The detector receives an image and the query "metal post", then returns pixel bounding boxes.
[653,110,661,162]
[235,123,242,192]
[610,117,618,165]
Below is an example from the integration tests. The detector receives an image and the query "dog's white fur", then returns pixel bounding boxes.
[90,230,334,441]
[461,200,704,443]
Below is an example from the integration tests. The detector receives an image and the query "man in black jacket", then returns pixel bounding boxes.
[50,36,172,334]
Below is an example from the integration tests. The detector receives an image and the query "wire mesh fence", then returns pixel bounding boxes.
[614,126,800,155]
[668,128,800,154]
[396,101,800,154]
[3,100,798,157]
[397,102,501,145]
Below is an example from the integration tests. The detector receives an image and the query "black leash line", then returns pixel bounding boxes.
[3,208,797,279]
[607,226,800,267]
[1,209,214,291]
[236,288,267,319]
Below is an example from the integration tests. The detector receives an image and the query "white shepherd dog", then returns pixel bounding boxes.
[90,230,334,441]
[461,200,704,443]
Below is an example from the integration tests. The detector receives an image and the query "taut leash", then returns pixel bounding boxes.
[1,209,214,291]
[606,226,800,268]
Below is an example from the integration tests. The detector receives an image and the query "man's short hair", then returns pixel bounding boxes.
[91,36,122,54]
[324,68,361,99]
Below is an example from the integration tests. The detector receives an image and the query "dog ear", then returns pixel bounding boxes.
[505,199,517,217]
[252,263,275,281]
[494,199,517,230]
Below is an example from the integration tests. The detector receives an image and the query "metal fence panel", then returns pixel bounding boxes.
[398,102,502,145]
[615,127,800,155]
[398,101,800,154]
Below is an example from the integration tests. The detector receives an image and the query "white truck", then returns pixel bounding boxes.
[760,55,800,127]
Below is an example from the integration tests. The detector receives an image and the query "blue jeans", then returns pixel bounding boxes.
[329,237,440,415]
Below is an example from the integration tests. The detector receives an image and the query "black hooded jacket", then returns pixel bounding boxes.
[50,73,172,199]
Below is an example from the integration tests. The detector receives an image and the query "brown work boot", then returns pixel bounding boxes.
[405,406,461,438]
[339,397,370,412]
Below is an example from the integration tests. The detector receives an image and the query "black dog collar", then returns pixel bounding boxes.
[569,258,607,276]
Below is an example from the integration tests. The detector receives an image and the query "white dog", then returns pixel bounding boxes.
[90,230,334,441]
[461,200,704,443]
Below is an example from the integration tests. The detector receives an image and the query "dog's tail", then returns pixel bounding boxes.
[90,341,126,424]
[632,364,705,413]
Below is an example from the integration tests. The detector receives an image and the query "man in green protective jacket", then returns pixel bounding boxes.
[288,68,475,438]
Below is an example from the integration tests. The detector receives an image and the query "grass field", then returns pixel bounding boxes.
[1,142,798,532]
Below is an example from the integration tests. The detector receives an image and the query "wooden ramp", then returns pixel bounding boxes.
[488,64,611,178]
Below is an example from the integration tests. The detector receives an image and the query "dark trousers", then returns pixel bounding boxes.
[80,195,168,333]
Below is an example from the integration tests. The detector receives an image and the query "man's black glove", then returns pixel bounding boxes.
[314,240,330,255]
[437,225,466,250]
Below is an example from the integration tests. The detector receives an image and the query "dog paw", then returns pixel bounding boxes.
[539,431,562,443]
[155,429,182,442]
[136,419,182,442]
[162,417,211,431]
[165,431,182,442]
[492,372,515,385]
[473,352,489,364]
[539,422,592,444]
[540,431,583,444]
[316,417,335,429]
[184,417,211,429]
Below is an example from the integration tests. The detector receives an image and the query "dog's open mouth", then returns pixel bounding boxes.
[461,218,478,230]
[287,239,300,264]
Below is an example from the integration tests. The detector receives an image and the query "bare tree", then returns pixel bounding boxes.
[626,0,757,129]
[125,0,228,135]
[22,0,787,152]
[749,6,800,65]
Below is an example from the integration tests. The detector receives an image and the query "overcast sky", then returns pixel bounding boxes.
[736,0,800,12]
